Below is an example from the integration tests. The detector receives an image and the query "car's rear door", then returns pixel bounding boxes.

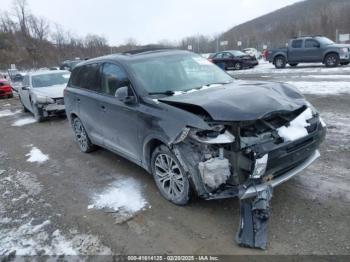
[288,39,304,62]
[72,63,104,145]
[98,62,141,162]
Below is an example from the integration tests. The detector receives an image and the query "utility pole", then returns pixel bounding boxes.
[335,29,339,43]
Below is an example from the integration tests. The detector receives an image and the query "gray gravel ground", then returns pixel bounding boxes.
[0,63,349,257]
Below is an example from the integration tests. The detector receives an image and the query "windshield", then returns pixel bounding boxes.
[316,37,334,45]
[129,54,233,94]
[32,72,70,88]
[230,50,247,56]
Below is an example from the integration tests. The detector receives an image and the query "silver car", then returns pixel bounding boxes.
[19,70,70,121]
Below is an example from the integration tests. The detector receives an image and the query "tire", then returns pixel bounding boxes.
[274,56,286,69]
[151,145,190,205]
[289,63,298,67]
[31,101,45,122]
[234,62,242,70]
[19,96,29,112]
[324,53,339,67]
[72,117,97,153]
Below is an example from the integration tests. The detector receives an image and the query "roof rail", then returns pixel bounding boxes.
[292,35,324,39]
[122,46,175,55]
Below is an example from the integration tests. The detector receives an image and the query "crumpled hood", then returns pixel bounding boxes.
[31,84,66,98]
[158,81,307,121]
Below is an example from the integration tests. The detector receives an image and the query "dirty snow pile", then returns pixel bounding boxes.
[88,177,148,219]
[277,108,313,142]
[26,147,49,163]
[0,109,21,118]
[12,117,37,126]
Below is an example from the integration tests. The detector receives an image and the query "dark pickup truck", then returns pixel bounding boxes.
[268,36,350,68]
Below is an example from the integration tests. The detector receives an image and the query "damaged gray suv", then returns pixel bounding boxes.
[64,49,326,206]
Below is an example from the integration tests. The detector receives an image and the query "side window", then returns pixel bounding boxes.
[79,63,101,92]
[214,53,223,59]
[222,53,232,59]
[101,63,130,96]
[69,67,82,88]
[291,40,302,48]
[305,39,319,48]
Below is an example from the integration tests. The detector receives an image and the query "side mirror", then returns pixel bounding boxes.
[115,86,136,105]
[21,86,29,91]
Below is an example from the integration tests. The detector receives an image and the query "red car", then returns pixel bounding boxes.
[0,79,13,98]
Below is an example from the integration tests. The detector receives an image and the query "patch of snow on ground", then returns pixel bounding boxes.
[285,81,350,95]
[90,177,148,216]
[301,75,350,80]
[0,109,21,118]
[12,117,37,126]
[26,147,49,163]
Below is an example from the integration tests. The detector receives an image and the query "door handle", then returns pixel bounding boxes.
[76,98,80,102]
[101,105,106,111]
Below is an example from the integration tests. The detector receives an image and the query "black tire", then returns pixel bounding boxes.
[72,117,97,153]
[31,101,45,122]
[324,53,339,67]
[151,145,190,205]
[289,63,298,67]
[19,96,29,112]
[234,62,242,70]
[274,56,286,69]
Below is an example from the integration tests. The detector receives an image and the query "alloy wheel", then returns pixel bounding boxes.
[154,153,185,200]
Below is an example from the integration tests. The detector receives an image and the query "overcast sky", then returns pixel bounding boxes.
[1,0,302,45]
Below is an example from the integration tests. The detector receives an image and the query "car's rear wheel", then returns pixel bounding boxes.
[325,53,339,67]
[31,101,45,122]
[274,56,286,69]
[289,63,298,67]
[234,62,242,70]
[151,145,190,205]
[72,117,96,153]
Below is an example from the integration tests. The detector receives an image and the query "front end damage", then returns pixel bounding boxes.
[170,105,326,249]
[34,96,65,117]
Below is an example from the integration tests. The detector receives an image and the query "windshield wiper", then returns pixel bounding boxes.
[148,90,175,96]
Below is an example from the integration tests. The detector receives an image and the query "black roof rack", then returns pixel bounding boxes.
[122,46,176,55]
[292,35,324,39]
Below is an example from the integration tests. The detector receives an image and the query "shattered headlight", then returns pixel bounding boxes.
[190,125,235,144]
[251,154,268,179]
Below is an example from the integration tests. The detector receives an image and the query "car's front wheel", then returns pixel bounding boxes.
[151,145,190,205]
[72,117,96,153]
[31,101,45,122]
[324,53,339,67]
[234,62,242,70]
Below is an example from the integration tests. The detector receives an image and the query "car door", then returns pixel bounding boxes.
[304,39,322,62]
[74,63,105,145]
[288,39,304,62]
[99,62,141,162]
[212,53,225,69]
[222,52,234,69]
[19,75,32,110]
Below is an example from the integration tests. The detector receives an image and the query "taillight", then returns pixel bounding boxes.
[208,58,213,63]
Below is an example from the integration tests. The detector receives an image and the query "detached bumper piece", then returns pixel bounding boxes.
[236,186,273,250]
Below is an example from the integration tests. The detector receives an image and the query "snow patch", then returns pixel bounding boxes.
[26,147,49,163]
[0,109,21,118]
[90,177,148,216]
[285,81,350,95]
[12,117,37,126]
[277,108,313,142]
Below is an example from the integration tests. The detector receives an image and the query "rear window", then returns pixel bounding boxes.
[70,63,101,92]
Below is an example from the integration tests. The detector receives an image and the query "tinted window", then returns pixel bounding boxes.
[101,63,130,96]
[305,39,319,48]
[291,40,302,48]
[78,63,101,92]
[222,53,232,59]
[214,53,223,59]
[69,67,82,88]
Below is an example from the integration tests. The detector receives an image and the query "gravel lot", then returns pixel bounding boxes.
[0,62,349,257]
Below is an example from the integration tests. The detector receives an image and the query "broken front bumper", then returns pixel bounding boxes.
[240,149,320,199]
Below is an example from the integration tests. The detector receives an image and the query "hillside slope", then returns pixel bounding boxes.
[220,0,350,49]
